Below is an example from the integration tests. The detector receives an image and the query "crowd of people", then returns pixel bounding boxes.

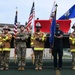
[0,22,75,71]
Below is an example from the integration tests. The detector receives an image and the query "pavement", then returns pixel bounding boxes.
[0,59,75,75]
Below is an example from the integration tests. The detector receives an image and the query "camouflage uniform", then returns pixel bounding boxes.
[14,25,29,70]
[0,25,12,70]
[31,22,46,70]
[69,24,75,70]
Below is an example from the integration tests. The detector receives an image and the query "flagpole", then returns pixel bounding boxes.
[16,7,18,11]
[32,1,35,33]
[50,3,58,59]
[53,3,58,46]
[31,1,35,64]
[14,7,18,64]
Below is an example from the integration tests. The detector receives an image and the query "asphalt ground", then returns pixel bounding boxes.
[0,59,75,75]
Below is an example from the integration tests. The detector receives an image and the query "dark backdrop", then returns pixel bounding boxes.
[11,34,70,48]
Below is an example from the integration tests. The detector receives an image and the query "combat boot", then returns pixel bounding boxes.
[72,67,75,70]
[0,67,5,70]
[39,67,42,70]
[35,67,38,70]
[5,64,9,70]
[5,67,9,70]
[21,67,25,70]
[18,67,22,70]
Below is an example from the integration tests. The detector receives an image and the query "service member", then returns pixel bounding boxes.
[0,25,12,70]
[31,22,46,70]
[52,23,63,70]
[69,23,75,70]
[14,25,29,70]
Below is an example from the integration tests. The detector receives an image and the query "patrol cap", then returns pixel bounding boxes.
[35,22,42,28]
[19,25,25,28]
[72,23,75,29]
[3,25,11,31]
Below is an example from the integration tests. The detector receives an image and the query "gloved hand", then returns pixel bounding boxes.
[2,34,6,38]
[39,38,42,42]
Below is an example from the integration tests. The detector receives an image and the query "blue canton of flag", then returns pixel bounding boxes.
[14,11,17,25]
[58,4,75,20]
[30,2,34,16]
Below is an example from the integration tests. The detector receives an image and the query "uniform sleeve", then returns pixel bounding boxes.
[0,35,3,45]
[69,33,75,45]
[20,33,29,40]
[69,34,72,45]
[41,33,46,42]
[60,31,64,35]
[31,33,35,47]
[3,34,12,42]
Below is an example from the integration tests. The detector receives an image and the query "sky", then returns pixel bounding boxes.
[0,0,75,30]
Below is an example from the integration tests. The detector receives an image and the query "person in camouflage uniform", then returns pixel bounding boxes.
[69,23,75,70]
[0,25,12,70]
[31,22,46,70]
[14,25,29,70]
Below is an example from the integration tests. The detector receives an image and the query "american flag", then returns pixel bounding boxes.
[26,2,35,32]
[14,10,18,37]
[13,10,18,63]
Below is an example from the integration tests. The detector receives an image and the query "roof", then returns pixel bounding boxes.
[0,23,24,28]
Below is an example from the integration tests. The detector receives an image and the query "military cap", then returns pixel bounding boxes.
[19,25,25,28]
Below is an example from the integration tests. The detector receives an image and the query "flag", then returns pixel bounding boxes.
[49,1,56,20]
[58,4,75,20]
[50,13,56,45]
[14,10,18,37]
[26,2,35,32]
[13,10,18,63]
[49,4,57,46]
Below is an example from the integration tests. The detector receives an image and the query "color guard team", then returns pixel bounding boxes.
[0,22,75,71]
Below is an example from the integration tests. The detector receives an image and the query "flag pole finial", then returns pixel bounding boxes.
[16,7,18,10]
[16,7,18,12]
[15,7,18,14]
[55,4,58,7]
